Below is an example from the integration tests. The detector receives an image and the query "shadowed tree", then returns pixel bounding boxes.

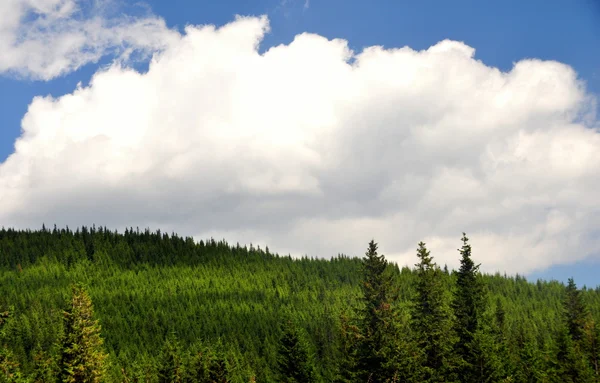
[277,321,315,383]
[207,352,229,383]
[411,241,455,382]
[582,319,600,380]
[555,327,595,383]
[565,278,588,343]
[559,278,596,382]
[0,309,24,383]
[452,233,486,383]
[158,333,185,383]
[356,240,397,383]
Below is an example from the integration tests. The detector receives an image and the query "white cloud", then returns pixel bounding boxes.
[1,15,599,274]
[0,0,179,80]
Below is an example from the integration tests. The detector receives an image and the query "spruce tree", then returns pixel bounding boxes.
[512,325,545,383]
[57,284,108,383]
[31,347,56,383]
[451,233,486,383]
[555,327,595,383]
[0,309,24,383]
[564,278,588,343]
[207,353,229,383]
[583,319,600,379]
[158,334,185,383]
[186,348,209,383]
[276,321,314,383]
[492,299,511,380]
[471,313,505,383]
[410,242,454,382]
[356,240,397,383]
[559,278,596,381]
[335,312,359,383]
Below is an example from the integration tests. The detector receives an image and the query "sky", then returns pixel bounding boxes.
[0,0,599,286]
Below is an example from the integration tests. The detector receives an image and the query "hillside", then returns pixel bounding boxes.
[0,226,599,382]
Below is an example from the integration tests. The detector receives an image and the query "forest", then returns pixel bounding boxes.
[0,226,599,382]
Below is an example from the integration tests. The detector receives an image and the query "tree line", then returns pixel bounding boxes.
[0,226,599,381]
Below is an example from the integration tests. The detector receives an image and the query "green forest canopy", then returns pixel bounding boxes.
[0,226,599,382]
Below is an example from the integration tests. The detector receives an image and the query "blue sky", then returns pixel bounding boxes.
[0,0,599,286]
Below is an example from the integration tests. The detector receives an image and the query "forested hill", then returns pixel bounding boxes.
[0,226,599,382]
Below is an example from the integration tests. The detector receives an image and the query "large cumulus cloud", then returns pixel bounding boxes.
[1,16,599,273]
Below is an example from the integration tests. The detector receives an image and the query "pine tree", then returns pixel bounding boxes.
[410,242,454,382]
[356,240,397,383]
[471,314,505,383]
[207,353,229,383]
[512,324,545,383]
[564,278,588,343]
[451,233,486,383]
[334,312,359,383]
[186,348,209,383]
[582,319,600,379]
[559,278,596,382]
[0,309,24,383]
[276,321,314,383]
[57,284,108,383]
[30,347,56,383]
[158,334,185,383]
[555,327,595,383]
[492,299,511,380]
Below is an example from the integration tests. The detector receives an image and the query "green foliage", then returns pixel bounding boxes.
[206,353,229,383]
[452,233,487,382]
[0,349,24,383]
[276,321,315,383]
[0,309,25,383]
[355,240,398,383]
[157,334,185,383]
[470,312,506,383]
[57,283,108,383]
[30,347,57,383]
[0,227,599,382]
[558,279,598,382]
[555,327,595,382]
[582,319,600,378]
[565,278,589,343]
[333,311,360,383]
[410,241,455,382]
[186,347,210,383]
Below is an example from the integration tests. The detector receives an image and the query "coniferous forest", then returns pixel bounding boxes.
[0,226,599,382]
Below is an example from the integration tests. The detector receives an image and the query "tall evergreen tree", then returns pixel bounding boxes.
[356,240,397,383]
[560,278,596,382]
[583,319,600,380]
[555,327,594,383]
[207,353,229,383]
[157,334,185,383]
[186,348,209,383]
[0,309,24,383]
[451,233,486,383]
[410,242,454,382]
[492,298,511,380]
[57,284,108,383]
[335,311,361,383]
[564,278,588,343]
[512,324,545,383]
[471,313,506,383]
[276,321,314,383]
